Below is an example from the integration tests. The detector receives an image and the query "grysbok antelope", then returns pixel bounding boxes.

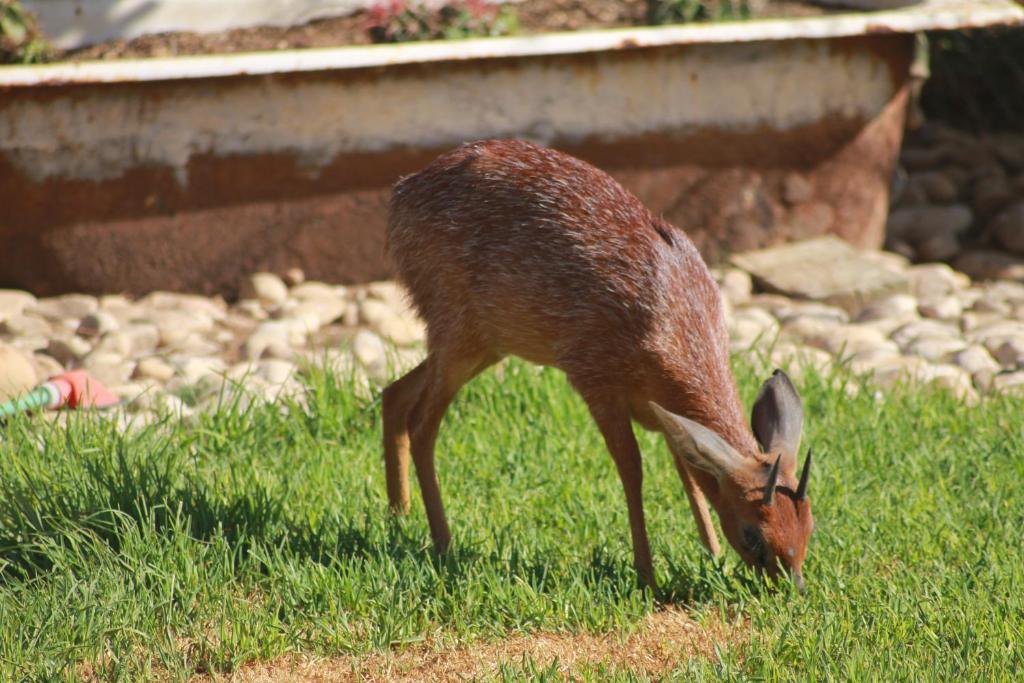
[381,139,814,589]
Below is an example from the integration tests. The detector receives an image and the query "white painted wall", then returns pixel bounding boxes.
[1,39,896,184]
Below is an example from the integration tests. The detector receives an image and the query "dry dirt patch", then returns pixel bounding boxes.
[204,608,745,681]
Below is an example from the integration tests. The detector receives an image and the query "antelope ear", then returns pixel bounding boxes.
[751,369,804,466]
[649,402,745,479]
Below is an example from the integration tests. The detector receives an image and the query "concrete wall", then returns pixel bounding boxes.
[0,33,913,295]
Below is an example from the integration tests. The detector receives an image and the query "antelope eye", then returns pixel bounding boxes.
[741,525,767,564]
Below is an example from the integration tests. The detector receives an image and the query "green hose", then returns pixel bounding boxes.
[0,385,57,418]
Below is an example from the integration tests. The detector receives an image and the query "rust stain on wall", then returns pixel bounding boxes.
[0,34,913,296]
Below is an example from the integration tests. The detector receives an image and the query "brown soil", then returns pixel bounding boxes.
[189,607,747,682]
[62,0,834,62]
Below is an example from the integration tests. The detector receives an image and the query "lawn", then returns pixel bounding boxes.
[0,356,1021,680]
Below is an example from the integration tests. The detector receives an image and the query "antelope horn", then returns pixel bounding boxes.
[796,447,812,501]
[765,453,782,504]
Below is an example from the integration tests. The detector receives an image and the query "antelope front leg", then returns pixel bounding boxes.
[674,459,721,557]
[585,398,655,588]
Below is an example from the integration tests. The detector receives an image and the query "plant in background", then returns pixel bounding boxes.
[0,0,50,64]
[646,0,750,25]
[366,0,517,43]
[438,0,517,40]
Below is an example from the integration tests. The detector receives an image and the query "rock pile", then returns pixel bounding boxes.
[887,123,1024,280]
[1,245,1023,431]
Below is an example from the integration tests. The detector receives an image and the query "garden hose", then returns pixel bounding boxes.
[0,383,60,418]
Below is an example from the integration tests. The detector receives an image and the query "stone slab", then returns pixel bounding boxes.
[731,236,910,314]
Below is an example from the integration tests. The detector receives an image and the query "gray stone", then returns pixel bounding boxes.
[859,355,934,388]
[915,233,960,262]
[46,336,93,365]
[990,201,1024,255]
[0,290,36,322]
[365,281,408,308]
[773,302,849,326]
[994,371,1024,395]
[82,351,135,387]
[76,311,120,338]
[985,281,1024,304]
[731,236,909,314]
[953,250,1024,282]
[172,356,227,386]
[782,172,813,205]
[352,329,388,382]
[284,267,306,287]
[0,343,37,402]
[923,364,976,402]
[717,268,752,305]
[358,299,394,327]
[992,339,1024,370]
[134,357,177,382]
[140,291,227,320]
[94,323,161,357]
[375,313,427,346]
[257,359,297,385]
[149,310,215,347]
[970,321,1024,350]
[780,316,839,343]
[769,344,833,375]
[729,307,779,345]
[891,320,961,349]
[240,272,289,306]
[959,312,1003,334]
[885,204,972,244]
[911,171,961,203]
[343,302,360,327]
[807,324,895,357]
[235,299,268,320]
[858,249,912,275]
[0,314,51,337]
[31,352,64,379]
[290,281,341,301]
[908,264,965,300]
[286,300,346,331]
[918,297,962,320]
[953,345,1001,376]
[903,336,966,362]
[28,294,98,322]
[856,294,919,323]
[848,347,904,375]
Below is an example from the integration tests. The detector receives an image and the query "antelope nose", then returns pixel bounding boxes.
[792,570,806,594]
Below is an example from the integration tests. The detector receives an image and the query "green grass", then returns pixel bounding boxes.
[1,357,1022,680]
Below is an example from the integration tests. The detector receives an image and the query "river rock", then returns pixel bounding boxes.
[732,236,909,313]
[28,294,98,322]
[240,272,289,307]
[990,202,1024,255]
[856,294,919,323]
[994,371,1024,395]
[918,296,962,320]
[992,339,1024,369]
[0,314,51,337]
[908,264,965,299]
[953,345,1001,376]
[903,335,966,362]
[953,250,1024,282]
[352,329,388,382]
[0,344,37,402]
[134,357,177,382]
[0,290,36,322]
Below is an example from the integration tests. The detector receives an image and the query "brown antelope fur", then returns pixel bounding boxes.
[382,139,814,589]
